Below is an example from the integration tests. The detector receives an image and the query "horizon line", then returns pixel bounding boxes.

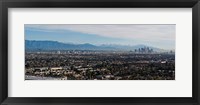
[25,40,175,51]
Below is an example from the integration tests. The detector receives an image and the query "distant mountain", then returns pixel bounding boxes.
[25,40,116,51]
[25,40,165,52]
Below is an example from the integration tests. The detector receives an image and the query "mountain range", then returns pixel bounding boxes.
[25,40,166,52]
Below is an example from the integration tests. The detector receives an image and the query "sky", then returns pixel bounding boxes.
[25,24,175,50]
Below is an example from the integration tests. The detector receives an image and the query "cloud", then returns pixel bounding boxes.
[25,24,175,42]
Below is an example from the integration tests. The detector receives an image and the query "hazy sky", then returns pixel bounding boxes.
[25,24,175,50]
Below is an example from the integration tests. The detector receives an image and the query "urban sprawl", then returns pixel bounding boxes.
[25,47,175,80]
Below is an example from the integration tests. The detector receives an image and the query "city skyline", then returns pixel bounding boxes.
[25,24,175,50]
